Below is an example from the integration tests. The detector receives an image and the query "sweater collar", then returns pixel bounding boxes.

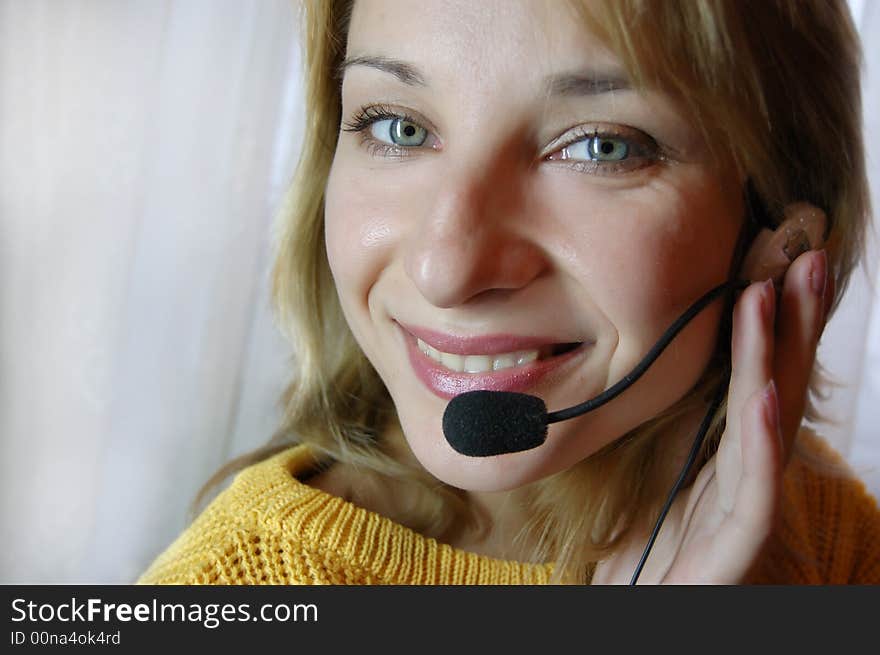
[233,444,554,585]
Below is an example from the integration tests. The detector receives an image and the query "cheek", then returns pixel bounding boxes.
[589,175,740,333]
[324,160,401,312]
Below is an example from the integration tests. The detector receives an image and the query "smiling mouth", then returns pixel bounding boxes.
[416,338,584,374]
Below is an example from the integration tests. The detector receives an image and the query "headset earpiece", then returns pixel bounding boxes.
[739,202,827,284]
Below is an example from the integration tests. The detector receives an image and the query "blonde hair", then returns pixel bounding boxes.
[200,0,869,583]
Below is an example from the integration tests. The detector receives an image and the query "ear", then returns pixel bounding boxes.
[739,202,827,283]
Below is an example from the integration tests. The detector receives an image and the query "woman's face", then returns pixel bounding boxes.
[325,0,744,491]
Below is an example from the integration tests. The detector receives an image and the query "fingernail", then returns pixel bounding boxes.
[810,249,827,296]
[822,268,835,323]
[760,278,775,323]
[763,380,780,433]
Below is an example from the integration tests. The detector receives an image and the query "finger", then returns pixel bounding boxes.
[717,278,775,513]
[820,259,836,338]
[772,249,828,464]
[705,382,784,583]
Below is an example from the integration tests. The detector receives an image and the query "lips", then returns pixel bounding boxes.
[396,322,590,400]
[398,323,581,355]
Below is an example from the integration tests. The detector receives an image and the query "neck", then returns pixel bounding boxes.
[380,420,541,560]
[457,486,540,560]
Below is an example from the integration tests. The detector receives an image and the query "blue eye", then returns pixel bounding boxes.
[371,117,428,147]
[548,126,661,174]
[565,135,630,162]
[589,136,628,161]
[341,104,433,158]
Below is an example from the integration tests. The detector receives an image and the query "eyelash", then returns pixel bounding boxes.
[341,104,427,160]
[340,103,666,174]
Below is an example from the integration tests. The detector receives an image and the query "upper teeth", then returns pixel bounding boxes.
[417,338,539,373]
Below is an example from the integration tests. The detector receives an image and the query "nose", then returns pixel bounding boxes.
[403,158,549,309]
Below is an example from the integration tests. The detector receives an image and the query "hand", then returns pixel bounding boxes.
[591,247,834,584]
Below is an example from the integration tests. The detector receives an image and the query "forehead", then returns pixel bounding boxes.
[346,0,624,90]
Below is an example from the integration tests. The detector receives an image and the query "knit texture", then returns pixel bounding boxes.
[137,430,880,585]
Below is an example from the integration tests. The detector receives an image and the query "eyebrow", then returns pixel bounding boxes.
[338,54,631,96]
[338,55,428,87]
[545,72,630,96]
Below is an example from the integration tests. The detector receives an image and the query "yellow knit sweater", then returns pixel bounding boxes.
[137,431,880,584]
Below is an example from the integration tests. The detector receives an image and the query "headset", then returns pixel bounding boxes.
[441,184,827,584]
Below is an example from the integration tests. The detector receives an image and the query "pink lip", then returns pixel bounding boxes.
[397,324,589,400]
[398,322,576,355]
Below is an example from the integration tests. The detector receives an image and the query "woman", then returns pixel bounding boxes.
[139,0,880,584]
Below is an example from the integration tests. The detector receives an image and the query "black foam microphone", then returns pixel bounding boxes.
[442,390,547,457]
[442,278,746,457]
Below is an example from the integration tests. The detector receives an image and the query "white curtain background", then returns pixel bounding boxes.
[0,0,877,584]
[0,0,304,584]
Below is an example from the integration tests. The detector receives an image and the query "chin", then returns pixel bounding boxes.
[395,411,583,492]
